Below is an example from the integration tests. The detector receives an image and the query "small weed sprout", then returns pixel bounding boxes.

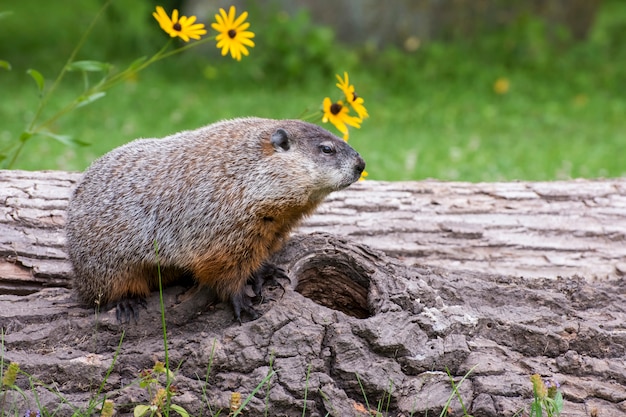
[1,362,20,388]
[440,366,475,417]
[300,362,312,417]
[1,361,26,413]
[133,361,189,417]
[354,373,394,417]
[529,374,563,417]
[197,339,226,416]
[229,370,276,417]
[100,399,115,417]
[228,392,242,415]
[264,352,276,417]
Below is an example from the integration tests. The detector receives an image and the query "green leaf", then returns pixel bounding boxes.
[554,391,564,413]
[19,131,33,142]
[68,137,92,147]
[27,69,45,94]
[0,60,11,70]
[170,404,190,417]
[138,378,154,389]
[76,91,106,108]
[37,131,90,147]
[0,11,14,20]
[529,400,543,417]
[66,60,111,72]
[133,404,151,417]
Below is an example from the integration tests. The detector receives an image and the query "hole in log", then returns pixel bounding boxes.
[293,256,372,319]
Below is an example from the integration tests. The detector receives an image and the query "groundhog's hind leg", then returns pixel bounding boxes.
[110,265,190,323]
[108,267,153,324]
[115,297,148,324]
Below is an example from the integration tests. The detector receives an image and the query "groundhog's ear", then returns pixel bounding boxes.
[270,129,290,152]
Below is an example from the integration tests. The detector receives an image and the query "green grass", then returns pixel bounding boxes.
[1,0,625,181]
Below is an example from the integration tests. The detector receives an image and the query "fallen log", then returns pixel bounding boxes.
[1,170,625,416]
[2,170,625,293]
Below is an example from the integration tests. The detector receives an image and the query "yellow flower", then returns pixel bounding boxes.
[322,97,361,140]
[211,6,255,61]
[493,77,510,94]
[336,72,369,120]
[152,6,207,42]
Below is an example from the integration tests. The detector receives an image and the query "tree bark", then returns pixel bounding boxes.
[1,170,626,416]
[1,170,625,293]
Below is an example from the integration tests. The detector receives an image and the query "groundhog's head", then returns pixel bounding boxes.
[267,120,365,200]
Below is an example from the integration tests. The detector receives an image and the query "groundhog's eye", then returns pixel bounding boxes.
[320,144,335,155]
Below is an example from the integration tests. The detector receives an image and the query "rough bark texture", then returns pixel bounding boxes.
[2,170,625,292]
[1,170,626,417]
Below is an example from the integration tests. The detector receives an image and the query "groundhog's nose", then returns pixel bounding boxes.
[355,155,366,175]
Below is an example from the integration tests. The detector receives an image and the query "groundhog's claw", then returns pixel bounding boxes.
[250,263,289,300]
[115,297,147,324]
[230,291,260,324]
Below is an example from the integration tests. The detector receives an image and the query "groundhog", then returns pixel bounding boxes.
[66,117,365,323]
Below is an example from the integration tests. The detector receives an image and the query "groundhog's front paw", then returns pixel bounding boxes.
[250,263,289,300]
[229,292,260,324]
[115,297,147,324]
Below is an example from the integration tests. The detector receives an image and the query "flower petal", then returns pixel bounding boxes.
[153,6,172,31]
[233,11,249,28]
[227,6,236,24]
[239,37,255,47]
[238,30,255,39]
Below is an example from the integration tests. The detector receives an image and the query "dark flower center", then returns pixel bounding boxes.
[352,92,358,101]
[173,22,182,32]
[330,103,342,115]
[228,29,237,39]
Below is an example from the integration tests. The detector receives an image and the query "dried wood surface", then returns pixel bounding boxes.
[308,178,626,281]
[1,169,626,294]
[2,170,626,416]
[2,234,625,416]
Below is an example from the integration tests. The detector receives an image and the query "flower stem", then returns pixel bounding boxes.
[5,141,26,169]
[7,4,216,168]
[26,0,112,134]
[5,0,113,168]
[27,35,216,143]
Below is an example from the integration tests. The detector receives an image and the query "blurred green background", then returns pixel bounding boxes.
[1,0,625,181]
